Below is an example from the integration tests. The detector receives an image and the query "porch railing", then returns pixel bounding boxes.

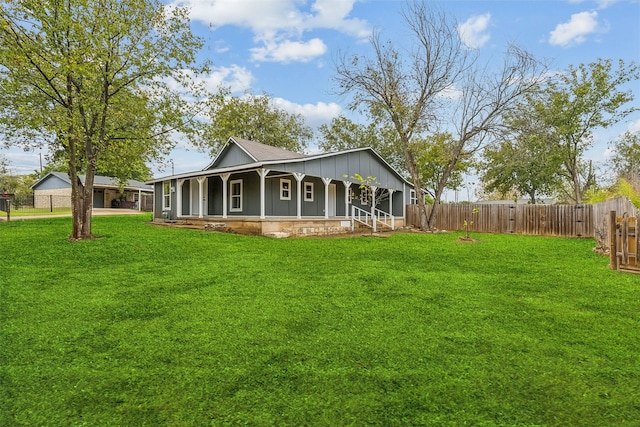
[351,205,395,232]
[374,207,395,230]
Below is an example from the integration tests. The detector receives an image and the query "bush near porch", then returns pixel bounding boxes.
[1,215,639,425]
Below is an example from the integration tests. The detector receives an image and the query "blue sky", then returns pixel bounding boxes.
[4,0,640,197]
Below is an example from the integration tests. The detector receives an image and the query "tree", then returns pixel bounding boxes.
[197,87,313,155]
[532,59,639,203]
[0,154,7,176]
[412,133,471,202]
[609,131,640,189]
[318,114,404,172]
[334,1,545,230]
[479,105,563,204]
[0,0,206,240]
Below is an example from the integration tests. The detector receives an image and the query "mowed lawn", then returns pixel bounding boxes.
[1,215,639,426]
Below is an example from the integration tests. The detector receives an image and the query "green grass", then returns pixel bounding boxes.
[1,215,639,426]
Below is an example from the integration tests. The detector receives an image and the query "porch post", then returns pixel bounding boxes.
[294,173,305,219]
[176,179,184,217]
[322,177,332,219]
[197,177,206,218]
[389,188,394,230]
[371,185,377,232]
[138,189,142,211]
[403,183,406,220]
[221,173,230,218]
[257,168,270,219]
[343,181,351,219]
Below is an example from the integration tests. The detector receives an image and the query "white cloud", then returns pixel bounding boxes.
[628,118,640,133]
[250,38,327,63]
[549,11,600,47]
[203,65,254,92]
[169,0,370,63]
[272,97,342,127]
[438,83,463,100]
[457,13,491,49]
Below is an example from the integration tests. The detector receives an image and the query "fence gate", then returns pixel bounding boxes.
[610,211,639,273]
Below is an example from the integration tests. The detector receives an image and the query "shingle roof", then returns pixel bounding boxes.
[234,138,307,162]
[32,172,152,191]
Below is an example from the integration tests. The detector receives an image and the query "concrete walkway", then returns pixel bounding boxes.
[1,209,146,221]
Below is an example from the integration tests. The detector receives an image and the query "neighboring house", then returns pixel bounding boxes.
[31,172,153,210]
[147,137,415,236]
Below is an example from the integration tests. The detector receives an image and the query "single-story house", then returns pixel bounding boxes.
[31,172,154,210]
[147,137,416,236]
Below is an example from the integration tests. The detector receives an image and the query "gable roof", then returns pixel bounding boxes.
[234,138,307,162]
[31,172,153,191]
[205,137,307,170]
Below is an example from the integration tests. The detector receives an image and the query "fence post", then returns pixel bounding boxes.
[609,210,617,270]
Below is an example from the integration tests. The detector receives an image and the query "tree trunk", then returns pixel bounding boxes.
[426,161,454,230]
[399,138,430,231]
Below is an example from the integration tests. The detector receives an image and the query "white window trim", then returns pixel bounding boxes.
[280,178,292,201]
[162,181,171,210]
[410,189,417,205]
[304,182,314,202]
[230,179,243,212]
[360,188,370,205]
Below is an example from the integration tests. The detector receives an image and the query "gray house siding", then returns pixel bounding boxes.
[207,176,223,216]
[226,172,260,216]
[266,150,405,191]
[209,144,254,169]
[301,176,324,217]
[265,176,296,216]
[35,175,69,190]
[181,180,191,215]
[154,182,162,217]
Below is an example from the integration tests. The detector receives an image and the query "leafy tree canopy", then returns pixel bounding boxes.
[532,59,639,203]
[198,87,313,155]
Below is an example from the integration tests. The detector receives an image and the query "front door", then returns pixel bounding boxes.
[328,183,336,217]
[93,189,104,208]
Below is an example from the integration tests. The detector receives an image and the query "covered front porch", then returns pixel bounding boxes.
[155,167,409,236]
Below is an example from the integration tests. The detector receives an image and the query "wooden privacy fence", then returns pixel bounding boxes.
[406,197,639,238]
[610,212,639,273]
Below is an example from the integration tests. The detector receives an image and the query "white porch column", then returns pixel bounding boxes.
[257,168,270,219]
[197,176,206,218]
[322,177,332,219]
[138,189,142,211]
[221,173,230,218]
[176,179,184,217]
[343,181,351,218]
[293,173,305,219]
[403,183,406,220]
[371,185,377,232]
[388,188,394,230]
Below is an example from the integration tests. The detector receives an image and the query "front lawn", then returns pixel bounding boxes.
[1,215,639,426]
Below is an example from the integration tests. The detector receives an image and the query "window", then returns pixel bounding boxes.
[304,182,314,202]
[360,188,370,205]
[162,181,171,210]
[410,189,417,205]
[280,179,291,200]
[230,179,242,212]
